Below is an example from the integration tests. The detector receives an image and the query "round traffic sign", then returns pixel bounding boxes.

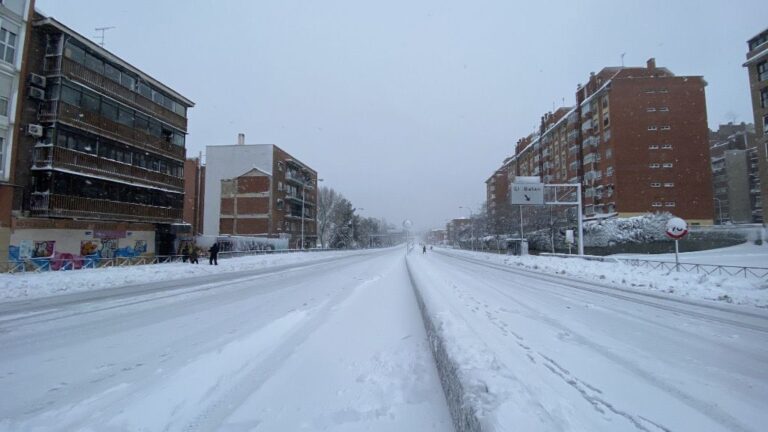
[665,217,688,239]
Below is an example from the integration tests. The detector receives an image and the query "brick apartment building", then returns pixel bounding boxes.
[183,156,205,236]
[744,27,768,224]
[709,123,762,223]
[204,138,318,248]
[446,217,470,246]
[0,0,34,261]
[487,58,713,229]
[1,12,194,262]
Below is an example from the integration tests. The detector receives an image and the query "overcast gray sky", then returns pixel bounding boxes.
[37,0,766,230]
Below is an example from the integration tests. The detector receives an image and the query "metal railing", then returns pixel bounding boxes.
[0,247,341,274]
[615,258,768,280]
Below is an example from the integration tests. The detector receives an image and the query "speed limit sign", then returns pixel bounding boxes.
[665,217,688,239]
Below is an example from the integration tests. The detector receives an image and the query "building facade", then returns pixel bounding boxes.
[5,13,194,263]
[183,156,205,236]
[205,141,318,248]
[0,0,34,262]
[488,58,713,225]
[709,123,761,223]
[744,27,768,224]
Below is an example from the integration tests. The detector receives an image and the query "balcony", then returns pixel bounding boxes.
[285,193,316,206]
[40,101,184,161]
[47,56,188,131]
[285,170,313,187]
[30,193,182,224]
[32,145,184,190]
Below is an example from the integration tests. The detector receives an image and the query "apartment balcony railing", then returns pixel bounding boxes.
[47,56,188,131]
[32,145,184,190]
[583,152,601,164]
[285,170,313,187]
[285,193,316,206]
[568,144,579,155]
[40,101,184,161]
[30,193,182,224]
[583,136,599,148]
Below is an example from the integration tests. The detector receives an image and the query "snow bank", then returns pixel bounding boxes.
[406,259,486,432]
[0,250,362,303]
[441,249,768,308]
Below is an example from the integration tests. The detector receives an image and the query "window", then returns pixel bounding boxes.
[278,181,283,191]
[652,202,662,207]
[648,125,658,131]
[121,73,136,91]
[651,182,661,188]
[603,116,610,127]
[0,136,4,176]
[81,91,100,113]
[665,202,676,207]
[605,148,612,159]
[84,53,103,74]
[660,125,671,131]
[61,84,80,106]
[101,100,118,122]
[647,107,657,112]
[764,115,768,135]
[662,162,673,168]
[104,63,121,83]
[64,42,85,64]
[138,82,152,99]
[277,162,284,172]
[759,88,768,109]
[135,113,149,132]
[117,107,134,127]
[606,166,614,177]
[0,28,17,64]
[758,61,768,81]
[662,144,673,150]
[0,96,7,117]
[664,182,675,187]
[649,163,660,168]
[644,89,655,94]
[659,89,669,93]
[659,107,669,112]
[276,199,284,210]
[648,144,659,150]
[171,132,184,147]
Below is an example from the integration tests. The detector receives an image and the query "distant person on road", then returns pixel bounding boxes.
[189,247,199,264]
[209,242,220,266]
[423,245,427,254]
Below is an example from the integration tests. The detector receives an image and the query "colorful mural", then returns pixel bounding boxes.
[9,234,152,271]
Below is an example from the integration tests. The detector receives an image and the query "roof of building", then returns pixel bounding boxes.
[33,15,195,107]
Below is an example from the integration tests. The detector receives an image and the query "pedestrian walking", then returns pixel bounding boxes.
[423,245,427,254]
[209,242,220,265]
[189,247,199,264]
[181,245,190,263]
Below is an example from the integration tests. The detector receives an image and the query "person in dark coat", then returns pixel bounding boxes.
[189,247,199,264]
[208,242,220,265]
[423,245,427,254]
[181,246,190,263]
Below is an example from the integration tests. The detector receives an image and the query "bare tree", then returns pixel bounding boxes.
[317,186,341,248]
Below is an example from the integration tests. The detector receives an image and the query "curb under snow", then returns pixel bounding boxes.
[405,257,485,432]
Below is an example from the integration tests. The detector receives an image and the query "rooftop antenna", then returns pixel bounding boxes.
[620,52,626,67]
[94,26,116,47]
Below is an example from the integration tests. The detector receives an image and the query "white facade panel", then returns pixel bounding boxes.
[203,144,274,236]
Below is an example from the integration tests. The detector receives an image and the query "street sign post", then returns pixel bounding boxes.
[510,182,545,205]
[665,217,688,271]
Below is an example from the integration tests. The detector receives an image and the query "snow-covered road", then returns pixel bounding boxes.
[0,249,453,431]
[409,249,768,431]
[3,245,767,432]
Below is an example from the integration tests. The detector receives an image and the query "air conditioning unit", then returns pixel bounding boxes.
[29,73,46,88]
[28,87,45,100]
[27,124,43,137]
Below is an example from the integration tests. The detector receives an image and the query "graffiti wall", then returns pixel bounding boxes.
[8,228,155,270]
